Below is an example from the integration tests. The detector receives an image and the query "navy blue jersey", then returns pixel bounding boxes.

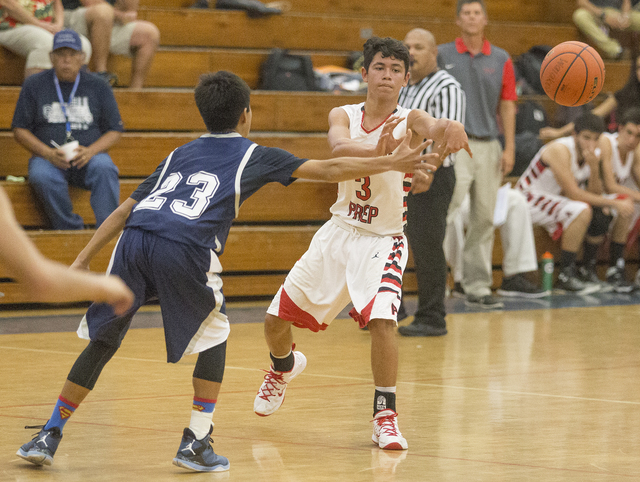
[127,133,307,254]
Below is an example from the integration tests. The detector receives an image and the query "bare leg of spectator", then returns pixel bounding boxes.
[85,3,114,73]
[129,21,160,89]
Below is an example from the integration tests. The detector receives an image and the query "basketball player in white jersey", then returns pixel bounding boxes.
[516,113,634,293]
[598,108,640,286]
[254,37,470,450]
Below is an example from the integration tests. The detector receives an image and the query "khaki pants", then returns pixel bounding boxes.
[573,6,640,58]
[447,139,502,297]
[0,24,91,69]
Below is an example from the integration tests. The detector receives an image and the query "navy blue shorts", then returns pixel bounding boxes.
[78,228,230,363]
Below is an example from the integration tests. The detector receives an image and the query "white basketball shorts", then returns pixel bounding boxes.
[267,219,407,331]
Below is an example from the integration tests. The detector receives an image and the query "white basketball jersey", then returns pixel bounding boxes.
[330,102,412,236]
[516,136,590,195]
[602,132,634,184]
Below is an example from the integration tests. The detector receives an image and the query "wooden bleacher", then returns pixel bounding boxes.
[138,0,575,23]
[0,1,636,305]
[1,45,632,92]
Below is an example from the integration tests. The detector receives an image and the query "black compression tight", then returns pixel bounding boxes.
[67,340,119,390]
[193,341,227,383]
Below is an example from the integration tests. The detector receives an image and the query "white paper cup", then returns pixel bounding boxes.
[59,140,79,161]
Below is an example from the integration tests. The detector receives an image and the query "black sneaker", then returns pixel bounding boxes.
[216,0,283,17]
[556,267,600,294]
[577,265,613,293]
[16,424,62,466]
[465,294,504,310]
[450,282,465,298]
[496,274,548,298]
[396,302,408,322]
[398,320,447,337]
[173,425,229,472]
[606,266,636,293]
[95,71,118,87]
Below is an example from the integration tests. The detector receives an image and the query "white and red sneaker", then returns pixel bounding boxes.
[254,351,307,416]
[372,409,408,450]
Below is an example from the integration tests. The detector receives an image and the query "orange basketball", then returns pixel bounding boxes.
[539,41,605,106]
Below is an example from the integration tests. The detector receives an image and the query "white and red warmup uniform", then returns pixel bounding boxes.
[602,132,640,240]
[515,136,591,241]
[267,102,413,330]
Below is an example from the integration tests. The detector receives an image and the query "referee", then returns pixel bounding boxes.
[397,28,466,337]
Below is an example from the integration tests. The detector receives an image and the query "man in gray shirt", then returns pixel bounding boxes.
[438,0,517,309]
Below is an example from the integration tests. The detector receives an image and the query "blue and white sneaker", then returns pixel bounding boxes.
[172,425,230,472]
[16,424,62,466]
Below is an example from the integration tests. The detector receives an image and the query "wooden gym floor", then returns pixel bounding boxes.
[1,294,639,481]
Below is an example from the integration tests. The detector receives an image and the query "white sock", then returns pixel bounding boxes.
[189,410,214,440]
[375,386,396,393]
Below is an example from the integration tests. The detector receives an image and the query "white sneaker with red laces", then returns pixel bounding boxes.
[254,351,307,416]
[372,409,408,450]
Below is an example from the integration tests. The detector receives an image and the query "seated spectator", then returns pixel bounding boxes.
[516,113,635,293]
[541,53,640,139]
[0,0,91,79]
[573,0,640,59]
[597,108,640,284]
[444,186,547,299]
[62,0,160,87]
[11,29,122,230]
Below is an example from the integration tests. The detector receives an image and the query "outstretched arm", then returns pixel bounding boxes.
[72,197,138,270]
[293,130,438,182]
[0,187,133,313]
[327,107,377,157]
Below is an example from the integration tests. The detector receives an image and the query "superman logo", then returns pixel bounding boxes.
[59,406,73,419]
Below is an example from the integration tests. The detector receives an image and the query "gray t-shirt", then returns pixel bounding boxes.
[438,38,517,139]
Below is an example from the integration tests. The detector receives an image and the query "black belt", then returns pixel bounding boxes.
[467,134,494,141]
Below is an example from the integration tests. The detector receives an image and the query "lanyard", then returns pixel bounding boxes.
[54,73,80,142]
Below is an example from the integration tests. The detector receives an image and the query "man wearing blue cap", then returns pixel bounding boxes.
[11,29,123,230]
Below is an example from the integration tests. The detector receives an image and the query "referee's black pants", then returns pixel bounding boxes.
[404,165,456,329]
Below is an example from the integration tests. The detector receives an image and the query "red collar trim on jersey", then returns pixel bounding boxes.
[360,105,399,134]
[455,37,491,56]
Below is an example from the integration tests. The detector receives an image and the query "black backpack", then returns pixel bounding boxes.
[514,45,552,95]
[258,49,318,91]
[516,100,548,135]
[512,100,548,177]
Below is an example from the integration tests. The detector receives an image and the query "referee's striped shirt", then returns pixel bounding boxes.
[398,69,466,167]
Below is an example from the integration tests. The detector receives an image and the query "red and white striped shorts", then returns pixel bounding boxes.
[267,219,407,331]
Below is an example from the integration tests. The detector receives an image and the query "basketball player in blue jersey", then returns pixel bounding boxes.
[254,37,471,451]
[15,70,438,473]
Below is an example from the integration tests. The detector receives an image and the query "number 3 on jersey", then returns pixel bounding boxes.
[134,171,220,219]
[355,177,371,201]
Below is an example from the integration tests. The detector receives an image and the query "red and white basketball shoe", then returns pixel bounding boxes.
[254,351,307,416]
[372,409,408,450]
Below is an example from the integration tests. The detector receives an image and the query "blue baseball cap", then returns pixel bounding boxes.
[52,29,82,51]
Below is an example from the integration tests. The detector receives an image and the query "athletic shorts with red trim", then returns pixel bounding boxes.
[521,189,590,241]
[267,220,407,331]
